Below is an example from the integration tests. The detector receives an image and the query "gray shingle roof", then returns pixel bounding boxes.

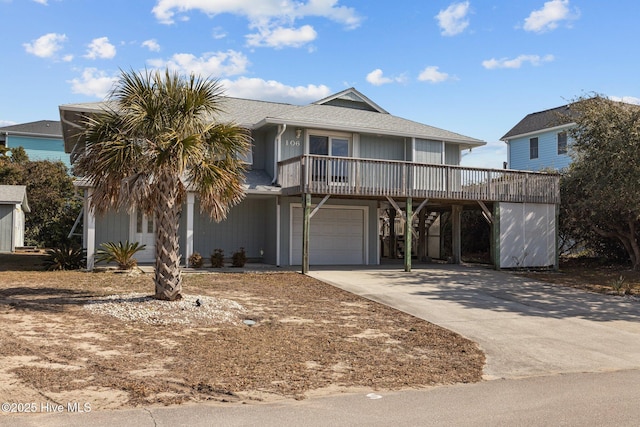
[501,104,576,140]
[0,185,30,212]
[59,89,485,149]
[0,120,62,137]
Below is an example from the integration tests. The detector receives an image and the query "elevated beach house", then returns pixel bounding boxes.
[59,88,559,271]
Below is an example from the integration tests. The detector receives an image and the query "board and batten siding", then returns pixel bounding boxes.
[497,202,556,268]
[193,197,271,261]
[415,139,442,164]
[94,209,131,251]
[359,135,405,161]
[508,129,572,171]
[0,205,14,252]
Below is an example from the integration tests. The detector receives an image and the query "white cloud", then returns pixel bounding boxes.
[220,76,331,104]
[0,120,17,127]
[23,33,67,58]
[246,25,317,48]
[366,69,392,86]
[482,54,554,69]
[147,50,249,77]
[365,69,405,86]
[152,0,361,28]
[609,96,640,105]
[523,0,579,33]
[418,66,453,83]
[68,68,118,98]
[142,39,161,52]
[151,0,360,49]
[85,37,116,60]
[33,0,48,5]
[435,1,470,36]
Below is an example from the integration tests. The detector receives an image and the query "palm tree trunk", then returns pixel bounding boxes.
[153,173,183,301]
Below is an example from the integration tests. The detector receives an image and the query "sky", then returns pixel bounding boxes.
[1,0,639,169]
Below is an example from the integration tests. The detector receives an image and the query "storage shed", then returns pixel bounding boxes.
[0,185,30,252]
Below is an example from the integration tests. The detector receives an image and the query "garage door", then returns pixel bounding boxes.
[291,206,365,265]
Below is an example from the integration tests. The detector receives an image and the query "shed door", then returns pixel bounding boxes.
[0,205,13,252]
[291,206,365,265]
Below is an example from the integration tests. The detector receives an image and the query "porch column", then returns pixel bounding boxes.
[404,197,412,272]
[85,188,96,270]
[302,193,311,274]
[185,192,195,267]
[451,205,462,264]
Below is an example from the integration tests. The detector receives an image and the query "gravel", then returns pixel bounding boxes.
[84,293,246,325]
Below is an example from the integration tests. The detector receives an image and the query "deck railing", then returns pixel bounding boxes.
[277,155,560,204]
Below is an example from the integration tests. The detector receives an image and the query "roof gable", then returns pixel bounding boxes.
[313,88,389,114]
[0,185,30,212]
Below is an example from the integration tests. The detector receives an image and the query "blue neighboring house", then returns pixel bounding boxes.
[501,104,576,171]
[0,120,70,169]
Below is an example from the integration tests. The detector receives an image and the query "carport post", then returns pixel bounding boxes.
[404,197,412,272]
[302,192,311,274]
[451,205,462,264]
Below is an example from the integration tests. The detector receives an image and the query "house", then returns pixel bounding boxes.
[501,104,576,171]
[0,120,70,169]
[59,88,560,271]
[0,185,30,252]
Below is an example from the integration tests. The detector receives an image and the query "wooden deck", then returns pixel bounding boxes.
[278,155,560,204]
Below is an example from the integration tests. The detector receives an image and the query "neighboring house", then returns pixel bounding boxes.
[59,88,560,270]
[501,104,576,171]
[0,120,70,169]
[0,185,30,252]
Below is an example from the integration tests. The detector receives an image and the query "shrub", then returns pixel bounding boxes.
[188,252,204,268]
[210,249,224,268]
[44,244,86,271]
[231,247,247,268]
[95,241,146,270]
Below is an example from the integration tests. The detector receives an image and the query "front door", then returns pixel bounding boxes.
[132,210,155,262]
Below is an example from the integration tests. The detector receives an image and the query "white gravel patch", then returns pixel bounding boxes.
[84,293,246,326]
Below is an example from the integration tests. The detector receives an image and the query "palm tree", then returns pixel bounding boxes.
[74,68,251,300]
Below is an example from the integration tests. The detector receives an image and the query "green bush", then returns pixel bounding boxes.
[95,241,146,270]
[44,244,86,271]
[210,249,224,268]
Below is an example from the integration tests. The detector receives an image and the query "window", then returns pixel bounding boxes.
[529,137,539,159]
[309,134,351,183]
[557,132,567,155]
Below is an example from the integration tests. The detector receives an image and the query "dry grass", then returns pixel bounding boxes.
[0,256,484,409]
[516,258,640,296]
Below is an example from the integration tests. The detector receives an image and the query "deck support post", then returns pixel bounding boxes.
[388,208,397,259]
[451,205,462,264]
[404,197,412,272]
[302,192,311,274]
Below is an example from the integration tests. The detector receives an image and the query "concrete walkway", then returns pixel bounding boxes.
[308,264,640,379]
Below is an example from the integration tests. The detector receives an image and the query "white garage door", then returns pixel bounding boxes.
[291,206,365,265]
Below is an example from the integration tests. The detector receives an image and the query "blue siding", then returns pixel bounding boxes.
[415,139,441,164]
[95,209,131,250]
[7,135,70,169]
[508,129,572,171]
[360,135,405,160]
[193,197,272,261]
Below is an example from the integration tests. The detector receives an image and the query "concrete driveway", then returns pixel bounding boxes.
[307,264,640,379]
